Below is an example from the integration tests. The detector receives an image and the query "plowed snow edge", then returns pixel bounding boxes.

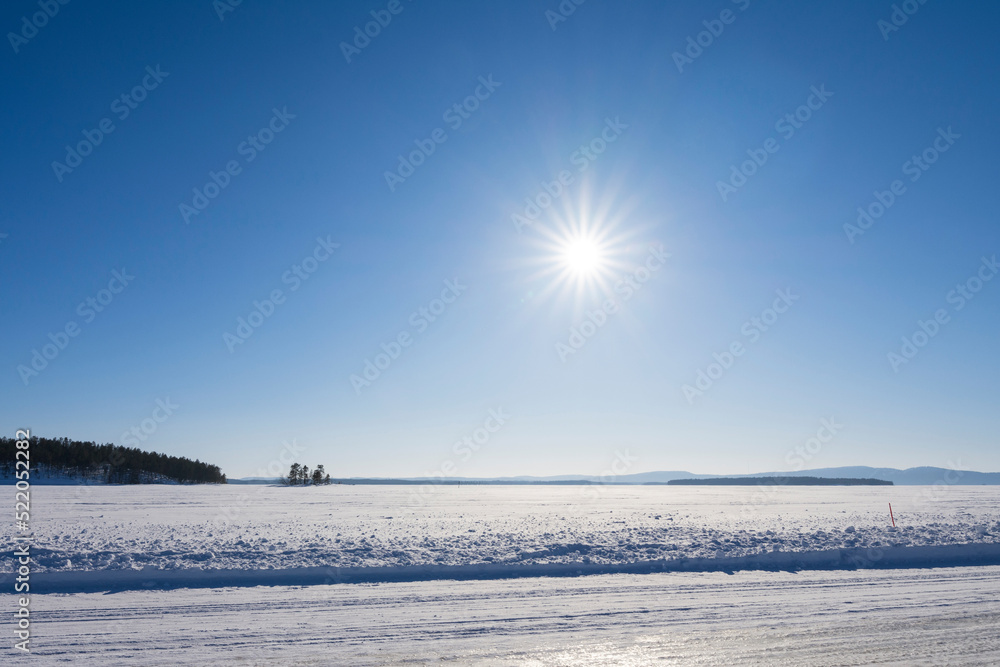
[22,542,1000,593]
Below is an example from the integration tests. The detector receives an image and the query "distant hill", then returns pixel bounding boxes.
[488,466,1000,485]
[232,466,1000,485]
[665,476,893,486]
[750,466,999,486]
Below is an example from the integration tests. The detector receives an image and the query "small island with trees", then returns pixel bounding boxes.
[284,463,332,485]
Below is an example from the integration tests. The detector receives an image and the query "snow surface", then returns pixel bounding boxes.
[3,485,999,583]
[7,567,1000,664]
[5,485,1000,664]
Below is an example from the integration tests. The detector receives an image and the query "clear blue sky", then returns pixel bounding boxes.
[2,1,998,478]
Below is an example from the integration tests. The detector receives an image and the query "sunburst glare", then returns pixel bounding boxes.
[515,182,651,313]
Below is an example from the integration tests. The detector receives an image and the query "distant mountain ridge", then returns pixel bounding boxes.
[234,466,1000,485]
[751,466,997,486]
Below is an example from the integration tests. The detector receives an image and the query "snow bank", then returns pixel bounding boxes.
[21,543,1000,594]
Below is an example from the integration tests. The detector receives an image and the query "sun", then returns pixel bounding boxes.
[562,237,604,276]
[513,182,652,310]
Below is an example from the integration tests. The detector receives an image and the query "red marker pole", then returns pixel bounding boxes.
[889,502,895,527]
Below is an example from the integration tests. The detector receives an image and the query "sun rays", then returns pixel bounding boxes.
[515,181,649,313]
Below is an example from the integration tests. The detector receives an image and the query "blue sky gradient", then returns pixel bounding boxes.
[2,0,998,477]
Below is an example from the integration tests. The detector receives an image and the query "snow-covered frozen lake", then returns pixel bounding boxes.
[4,484,999,577]
[4,485,1000,664]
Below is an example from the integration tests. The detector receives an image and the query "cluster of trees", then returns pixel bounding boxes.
[286,463,331,485]
[0,436,226,484]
